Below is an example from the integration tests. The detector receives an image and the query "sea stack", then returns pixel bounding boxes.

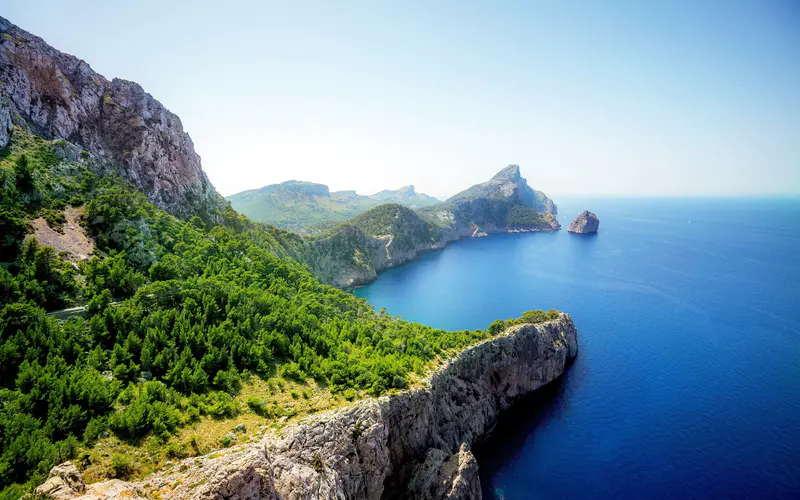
[568,210,600,234]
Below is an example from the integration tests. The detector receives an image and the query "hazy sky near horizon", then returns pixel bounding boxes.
[5,1,799,198]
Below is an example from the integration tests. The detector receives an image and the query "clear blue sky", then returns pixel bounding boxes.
[5,1,799,197]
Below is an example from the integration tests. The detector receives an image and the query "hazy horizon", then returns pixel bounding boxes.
[4,1,799,198]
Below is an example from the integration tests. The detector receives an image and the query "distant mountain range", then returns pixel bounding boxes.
[227,182,440,233]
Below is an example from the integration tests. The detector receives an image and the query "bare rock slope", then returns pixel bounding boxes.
[37,314,578,500]
[0,16,227,222]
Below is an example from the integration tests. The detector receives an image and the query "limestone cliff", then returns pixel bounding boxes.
[36,314,578,500]
[0,17,227,223]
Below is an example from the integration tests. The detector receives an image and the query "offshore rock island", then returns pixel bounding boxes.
[568,210,600,234]
[0,16,577,500]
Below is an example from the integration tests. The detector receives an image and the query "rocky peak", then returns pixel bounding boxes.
[491,164,522,182]
[446,164,556,214]
[568,210,600,234]
[0,16,227,223]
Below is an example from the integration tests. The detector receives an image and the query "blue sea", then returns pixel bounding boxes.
[354,197,800,499]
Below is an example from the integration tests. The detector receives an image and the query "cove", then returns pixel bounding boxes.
[354,197,800,499]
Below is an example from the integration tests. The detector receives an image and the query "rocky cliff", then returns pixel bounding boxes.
[36,314,578,500]
[0,17,227,223]
[568,210,600,234]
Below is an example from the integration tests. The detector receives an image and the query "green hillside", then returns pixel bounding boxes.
[0,129,557,496]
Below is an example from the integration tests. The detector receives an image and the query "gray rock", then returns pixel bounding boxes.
[0,16,227,223]
[407,444,481,500]
[234,423,247,434]
[37,314,578,499]
[568,210,600,234]
[0,102,11,149]
[34,462,85,499]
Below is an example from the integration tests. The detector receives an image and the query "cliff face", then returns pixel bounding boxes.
[0,17,227,222]
[37,314,578,500]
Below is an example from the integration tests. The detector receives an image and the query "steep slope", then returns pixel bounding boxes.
[369,185,440,207]
[304,204,445,287]
[0,17,227,223]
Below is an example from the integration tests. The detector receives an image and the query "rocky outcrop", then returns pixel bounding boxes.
[446,165,557,215]
[37,314,578,500]
[568,210,600,234]
[0,17,227,223]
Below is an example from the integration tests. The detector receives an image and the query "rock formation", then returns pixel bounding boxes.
[446,164,557,215]
[568,210,600,234]
[35,314,578,500]
[0,16,227,223]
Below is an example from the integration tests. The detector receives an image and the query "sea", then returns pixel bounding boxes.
[354,197,800,499]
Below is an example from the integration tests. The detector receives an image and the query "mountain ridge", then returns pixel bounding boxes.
[227,180,439,233]
[0,16,227,223]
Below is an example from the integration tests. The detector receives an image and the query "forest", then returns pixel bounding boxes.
[0,130,558,496]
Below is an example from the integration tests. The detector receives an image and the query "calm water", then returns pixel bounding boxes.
[354,197,800,499]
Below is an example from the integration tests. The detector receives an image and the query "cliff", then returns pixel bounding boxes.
[0,17,227,223]
[36,314,578,499]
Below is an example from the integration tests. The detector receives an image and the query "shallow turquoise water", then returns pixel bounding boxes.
[354,197,800,499]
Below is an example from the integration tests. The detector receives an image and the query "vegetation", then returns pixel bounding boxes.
[346,203,440,253]
[506,205,547,228]
[0,129,560,496]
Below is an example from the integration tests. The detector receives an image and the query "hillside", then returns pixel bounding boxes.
[227,181,438,233]
[0,126,542,497]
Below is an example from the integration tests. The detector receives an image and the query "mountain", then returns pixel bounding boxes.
[368,185,440,207]
[304,166,560,287]
[446,164,557,214]
[0,16,227,223]
[227,181,438,233]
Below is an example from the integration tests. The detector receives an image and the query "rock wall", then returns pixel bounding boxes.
[0,17,227,223]
[37,314,578,499]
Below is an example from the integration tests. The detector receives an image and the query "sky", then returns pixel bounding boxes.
[4,1,799,198]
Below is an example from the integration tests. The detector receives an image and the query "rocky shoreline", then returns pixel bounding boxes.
[36,314,578,499]
[322,220,561,289]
